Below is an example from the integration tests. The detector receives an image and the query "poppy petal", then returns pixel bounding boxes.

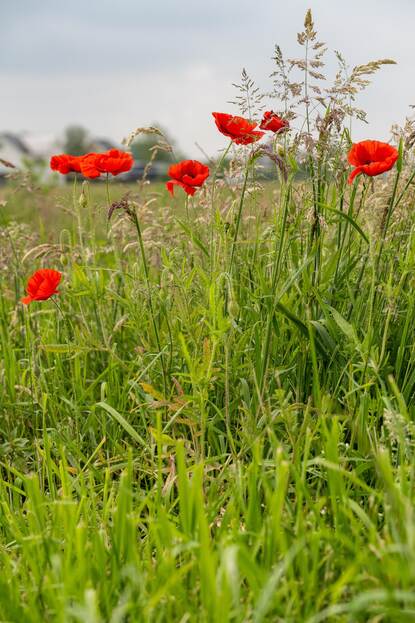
[348,167,364,184]
[166,180,178,196]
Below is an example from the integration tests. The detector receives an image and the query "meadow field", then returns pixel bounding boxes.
[2,11,415,623]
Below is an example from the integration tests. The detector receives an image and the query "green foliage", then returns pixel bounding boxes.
[0,10,414,622]
[1,150,415,621]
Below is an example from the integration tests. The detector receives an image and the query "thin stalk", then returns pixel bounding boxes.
[50,297,78,405]
[333,180,359,285]
[377,167,401,273]
[185,195,190,225]
[380,169,401,238]
[105,173,111,209]
[72,174,83,251]
[394,167,415,209]
[307,305,321,408]
[131,210,167,396]
[259,184,291,394]
[304,34,318,248]
[51,298,74,341]
[210,141,232,270]
[358,171,401,391]
[311,157,323,290]
[228,164,250,276]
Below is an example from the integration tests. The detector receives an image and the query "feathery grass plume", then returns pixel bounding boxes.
[289,8,327,103]
[122,125,173,161]
[269,10,396,157]
[0,222,38,273]
[123,125,174,185]
[107,192,134,222]
[21,243,65,263]
[0,157,16,169]
[269,44,301,118]
[122,125,166,147]
[391,108,415,151]
[326,52,396,124]
[230,67,265,118]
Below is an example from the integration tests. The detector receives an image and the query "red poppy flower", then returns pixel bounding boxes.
[212,112,264,145]
[95,149,134,176]
[50,154,82,174]
[166,159,210,196]
[259,111,289,133]
[21,269,62,305]
[79,149,134,178]
[347,140,399,184]
[79,153,101,179]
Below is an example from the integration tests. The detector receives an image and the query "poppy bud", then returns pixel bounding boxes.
[78,182,88,208]
[79,190,88,209]
[228,298,239,319]
[277,145,285,158]
[228,291,239,319]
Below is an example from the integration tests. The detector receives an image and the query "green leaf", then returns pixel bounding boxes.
[96,401,146,446]
[175,218,210,257]
[40,344,92,353]
[328,306,359,346]
[325,206,369,244]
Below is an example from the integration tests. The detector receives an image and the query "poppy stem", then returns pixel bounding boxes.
[73,174,83,251]
[259,182,292,396]
[393,168,415,209]
[105,173,111,208]
[210,141,232,270]
[377,167,401,272]
[185,195,190,225]
[51,297,73,336]
[334,180,358,287]
[380,169,401,238]
[228,163,250,276]
[130,210,167,397]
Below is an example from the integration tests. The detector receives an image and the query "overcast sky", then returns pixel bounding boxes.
[1,0,414,157]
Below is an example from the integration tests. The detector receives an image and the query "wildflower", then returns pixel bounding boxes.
[166,160,210,196]
[95,149,134,176]
[259,111,289,133]
[80,149,134,179]
[212,112,264,145]
[347,140,398,184]
[50,154,82,174]
[79,153,101,178]
[21,269,62,305]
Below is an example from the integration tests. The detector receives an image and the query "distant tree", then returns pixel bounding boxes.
[130,125,185,164]
[63,125,91,156]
